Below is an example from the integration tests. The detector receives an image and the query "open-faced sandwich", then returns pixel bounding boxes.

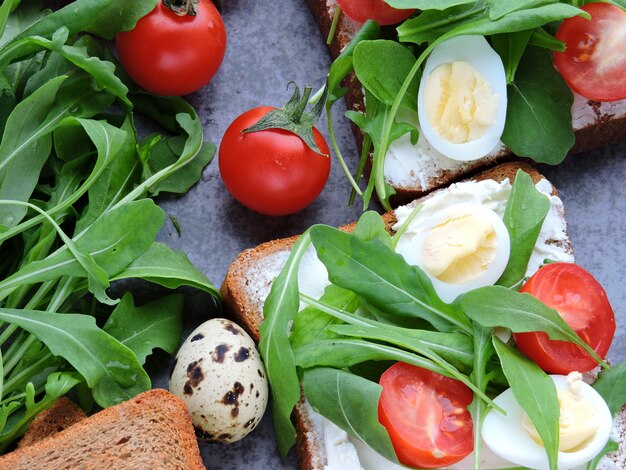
[222,162,626,469]
[304,1,626,208]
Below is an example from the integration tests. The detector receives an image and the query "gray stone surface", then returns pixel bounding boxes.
[146,0,626,468]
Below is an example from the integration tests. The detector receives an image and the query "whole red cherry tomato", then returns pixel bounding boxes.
[514,262,615,374]
[219,105,330,216]
[337,0,415,25]
[116,0,226,96]
[378,363,474,469]
[554,2,626,102]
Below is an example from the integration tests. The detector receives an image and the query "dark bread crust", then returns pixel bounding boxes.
[304,0,626,206]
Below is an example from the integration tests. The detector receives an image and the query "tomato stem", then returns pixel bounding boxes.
[162,0,198,16]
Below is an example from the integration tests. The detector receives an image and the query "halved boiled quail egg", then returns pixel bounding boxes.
[418,35,507,161]
[482,374,613,470]
[395,203,510,303]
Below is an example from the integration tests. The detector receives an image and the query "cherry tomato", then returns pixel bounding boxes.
[378,363,473,469]
[219,107,330,216]
[514,263,615,374]
[554,2,626,102]
[116,0,226,96]
[337,0,415,25]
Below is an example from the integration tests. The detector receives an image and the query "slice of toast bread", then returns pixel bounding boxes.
[17,397,87,449]
[304,0,626,206]
[221,161,625,469]
[0,389,204,469]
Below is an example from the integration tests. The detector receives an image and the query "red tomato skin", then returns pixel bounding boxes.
[378,363,474,469]
[554,2,626,102]
[514,263,615,374]
[116,0,226,96]
[336,0,415,25]
[218,107,331,216]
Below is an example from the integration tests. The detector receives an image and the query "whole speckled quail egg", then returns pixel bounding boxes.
[169,318,268,443]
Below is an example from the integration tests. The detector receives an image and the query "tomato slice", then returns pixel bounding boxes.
[554,2,626,102]
[514,263,615,374]
[336,0,415,25]
[378,363,473,468]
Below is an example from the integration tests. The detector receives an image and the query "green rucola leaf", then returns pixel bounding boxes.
[259,230,313,458]
[309,225,471,333]
[493,338,559,470]
[353,40,419,112]
[104,293,183,365]
[0,308,151,408]
[593,361,626,416]
[303,367,399,463]
[502,47,575,164]
[459,286,607,367]
[497,169,550,287]
[111,242,219,300]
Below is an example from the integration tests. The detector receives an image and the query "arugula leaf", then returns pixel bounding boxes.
[502,47,575,164]
[493,337,559,470]
[301,294,473,370]
[386,0,475,9]
[303,367,398,463]
[491,30,534,83]
[104,293,183,365]
[486,0,559,21]
[0,308,151,407]
[259,231,312,458]
[15,0,158,41]
[460,286,608,367]
[352,210,392,247]
[469,324,496,468]
[586,439,619,470]
[290,284,357,348]
[353,40,419,112]
[310,225,471,333]
[111,242,219,299]
[497,169,550,287]
[0,200,163,296]
[592,361,626,416]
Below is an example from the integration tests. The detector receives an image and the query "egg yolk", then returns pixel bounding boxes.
[421,211,497,284]
[522,389,599,452]
[423,61,499,144]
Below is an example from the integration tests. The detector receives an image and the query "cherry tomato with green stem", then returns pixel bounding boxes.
[116,0,226,96]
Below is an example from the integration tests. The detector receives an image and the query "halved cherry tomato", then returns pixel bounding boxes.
[378,363,473,469]
[219,106,330,216]
[514,262,615,374]
[554,2,626,102]
[336,0,415,25]
[116,0,226,96]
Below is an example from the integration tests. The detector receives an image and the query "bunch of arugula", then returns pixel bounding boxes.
[260,170,626,470]
[0,0,219,450]
[316,0,616,210]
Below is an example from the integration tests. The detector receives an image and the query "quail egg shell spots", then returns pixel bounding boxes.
[395,203,510,303]
[168,318,268,444]
[418,35,507,161]
[482,375,613,470]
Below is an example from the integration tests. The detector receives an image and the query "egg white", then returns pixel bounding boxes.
[482,375,613,470]
[417,35,507,161]
[396,203,510,303]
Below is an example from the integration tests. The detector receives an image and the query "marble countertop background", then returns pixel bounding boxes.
[146,1,626,468]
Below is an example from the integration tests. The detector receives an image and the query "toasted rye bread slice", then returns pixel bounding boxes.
[221,161,626,469]
[0,389,204,469]
[304,0,626,206]
[17,397,87,449]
